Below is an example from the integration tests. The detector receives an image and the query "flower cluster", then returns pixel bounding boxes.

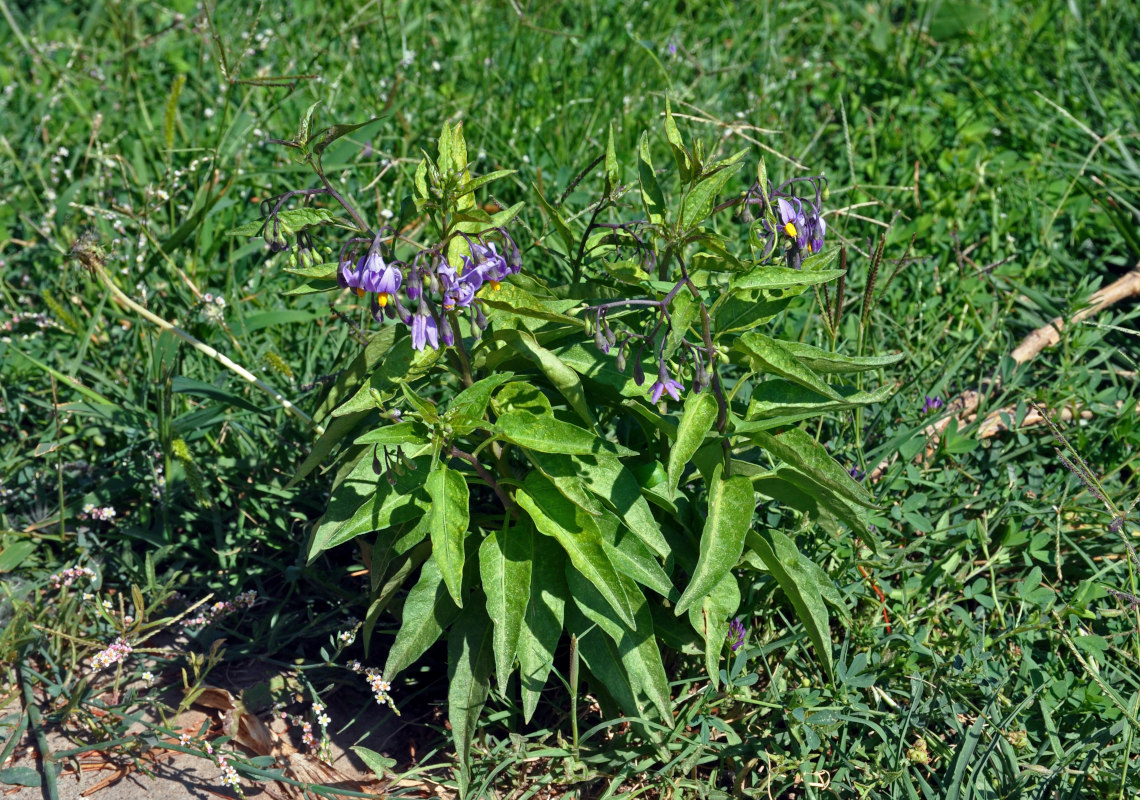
[283,702,332,763]
[337,228,520,351]
[49,565,96,589]
[921,395,944,415]
[199,292,227,325]
[216,752,242,794]
[91,637,132,671]
[754,175,828,270]
[79,503,117,521]
[181,590,258,631]
[352,662,400,716]
[728,617,747,653]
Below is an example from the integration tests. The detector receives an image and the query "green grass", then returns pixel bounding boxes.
[2,0,1140,798]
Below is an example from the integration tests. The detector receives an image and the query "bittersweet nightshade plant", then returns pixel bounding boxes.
[231,107,896,784]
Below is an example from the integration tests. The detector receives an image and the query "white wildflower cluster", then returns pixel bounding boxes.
[79,503,117,521]
[49,566,96,589]
[216,752,243,795]
[180,590,257,631]
[90,638,132,671]
[356,664,399,716]
[200,292,227,324]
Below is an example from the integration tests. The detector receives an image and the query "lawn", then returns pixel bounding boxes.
[2,1,1140,798]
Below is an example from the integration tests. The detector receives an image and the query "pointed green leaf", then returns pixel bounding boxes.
[518,545,567,722]
[491,329,595,428]
[604,123,620,196]
[780,341,904,374]
[447,603,493,780]
[567,570,672,721]
[516,473,636,627]
[496,409,635,457]
[353,421,431,447]
[307,455,431,561]
[728,266,845,293]
[480,526,533,691]
[674,465,753,616]
[667,390,718,496]
[574,454,669,557]
[426,465,469,607]
[384,556,460,680]
[733,332,843,400]
[309,118,381,160]
[637,132,667,226]
[680,150,746,230]
[751,427,876,508]
[664,103,691,183]
[596,509,674,599]
[737,380,896,431]
[687,572,740,688]
[748,529,835,677]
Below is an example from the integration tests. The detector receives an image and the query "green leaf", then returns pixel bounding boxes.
[0,539,36,572]
[332,337,441,418]
[0,767,41,787]
[426,465,470,608]
[479,525,534,691]
[737,380,895,431]
[447,602,493,782]
[351,746,397,778]
[734,332,843,400]
[780,341,904,374]
[533,185,576,255]
[448,372,514,425]
[296,99,321,147]
[549,342,657,401]
[664,103,691,183]
[496,409,635,457]
[728,266,845,293]
[491,381,553,417]
[457,169,516,197]
[291,411,368,486]
[681,150,746,229]
[637,132,667,226]
[747,529,836,678]
[674,465,753,616]
[171,376,263,414]
[597,509,674,599]
[353,421,431,447]
[314,327,398,421]
[309,118,380,160]
[567,569,672,721]
[307,456,431,561]
[489,329,595,427]
[516,472,636,628]
[479,281,584,328]
[227,207,340,238]
[687,572,740,688]
[754,467,874,541]
[568,453,669,557]
[667,390,719,496]
[604,122,620,195]
[384,556,460,680]
[750,427,876,508]
[518,545,567,722]
[799,245,842,273]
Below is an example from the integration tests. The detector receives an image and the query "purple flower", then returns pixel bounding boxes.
[849,465,865,481]
[466,240,510,286]
[921,395,944,415]
[439,261,480,310]
[358,252,402,306]
[409,304,439,351]
[805,211,826,255]
[728,617,746,652]
[776,197,808,247]
[649,364,683,404]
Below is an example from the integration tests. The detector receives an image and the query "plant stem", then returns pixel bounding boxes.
[17,661,59,800]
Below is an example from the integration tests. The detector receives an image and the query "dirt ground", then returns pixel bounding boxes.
[0,658,438,800]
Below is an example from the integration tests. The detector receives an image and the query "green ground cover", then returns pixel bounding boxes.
[2,0,1140,797]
